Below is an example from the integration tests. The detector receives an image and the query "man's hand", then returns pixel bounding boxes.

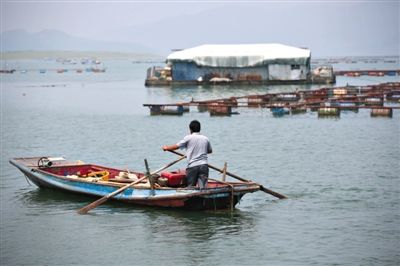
[162,145,169,151]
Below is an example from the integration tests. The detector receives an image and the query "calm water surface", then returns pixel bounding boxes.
[1,60,399,265]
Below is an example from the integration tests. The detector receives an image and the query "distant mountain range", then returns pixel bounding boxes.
[0,29,156,54]
[1,2,398,57]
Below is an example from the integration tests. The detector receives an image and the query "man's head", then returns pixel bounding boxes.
[189,120,201,133]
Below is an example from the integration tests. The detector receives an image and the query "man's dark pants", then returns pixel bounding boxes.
[186,164,208,189]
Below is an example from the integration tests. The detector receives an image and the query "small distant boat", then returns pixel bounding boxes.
[39,69,46,74]
[0,69,16,74]
[344,72,360,77]
[271,107,290,116]
[368,71,384,77]
[91,68,106,73]
[9,157,260,210]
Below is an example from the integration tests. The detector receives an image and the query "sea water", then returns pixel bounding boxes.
[1,59,399,265]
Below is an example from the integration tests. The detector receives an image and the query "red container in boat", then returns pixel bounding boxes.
[160,170,186,187]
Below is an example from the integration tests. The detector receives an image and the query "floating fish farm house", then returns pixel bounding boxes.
[145,43,335,86]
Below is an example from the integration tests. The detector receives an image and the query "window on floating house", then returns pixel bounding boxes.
[291,65,300,70]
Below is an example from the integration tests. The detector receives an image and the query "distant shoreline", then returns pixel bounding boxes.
[1,51,397,65]
[0,50,164,61]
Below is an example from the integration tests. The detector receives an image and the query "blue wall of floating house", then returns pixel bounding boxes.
[171,62,270,81]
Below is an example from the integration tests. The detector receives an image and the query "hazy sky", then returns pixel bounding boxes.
[2,2,224,38]
[1,1,399,56]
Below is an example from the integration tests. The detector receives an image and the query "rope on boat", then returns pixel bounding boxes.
[23,174,32,186]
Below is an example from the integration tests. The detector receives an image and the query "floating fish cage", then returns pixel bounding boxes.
[318,107,340,117]
[339,102,359,112]
[275,93,299,102]
[290,106,307,114]
[143,82,400,118]
[247,96,268,107]
[304,89,329,100]
[365,97,384,106]
[386,91,400,102]
[208,104,232,116]
[370,108,393,118]
[329,87,360,97]
[197,104,209,113]
[308,102,322,112]
[148,105,184,116]
[332,88,348,96]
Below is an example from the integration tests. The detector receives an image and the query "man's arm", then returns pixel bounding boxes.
[162,144,179,151]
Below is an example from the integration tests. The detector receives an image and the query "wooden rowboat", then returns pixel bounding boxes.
[9,157,260,210]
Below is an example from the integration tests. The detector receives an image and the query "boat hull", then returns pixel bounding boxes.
[10,157,258,210]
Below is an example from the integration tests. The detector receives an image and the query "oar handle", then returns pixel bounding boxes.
[167,150,288,199]
[150,155,186,175]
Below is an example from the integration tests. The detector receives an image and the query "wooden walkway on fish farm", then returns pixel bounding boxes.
[143,82,400,117]
[334,69,400,77]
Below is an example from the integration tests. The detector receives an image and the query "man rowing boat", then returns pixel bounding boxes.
[162,120,212,189]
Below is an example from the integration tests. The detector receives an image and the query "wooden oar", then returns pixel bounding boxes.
[168,150,288,199]
[77,155,186,214]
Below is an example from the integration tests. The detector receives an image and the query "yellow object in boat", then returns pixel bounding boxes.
[87,170,110,181]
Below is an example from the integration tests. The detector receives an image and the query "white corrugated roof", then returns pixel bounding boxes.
[167,43,311,67]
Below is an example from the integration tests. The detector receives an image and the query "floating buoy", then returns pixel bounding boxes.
[318,107,340,117]
[371,108,392,118]
[333,89,347,95]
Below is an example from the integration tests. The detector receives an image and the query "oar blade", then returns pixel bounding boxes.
[77,196,109,214]
[260,186,288,199]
